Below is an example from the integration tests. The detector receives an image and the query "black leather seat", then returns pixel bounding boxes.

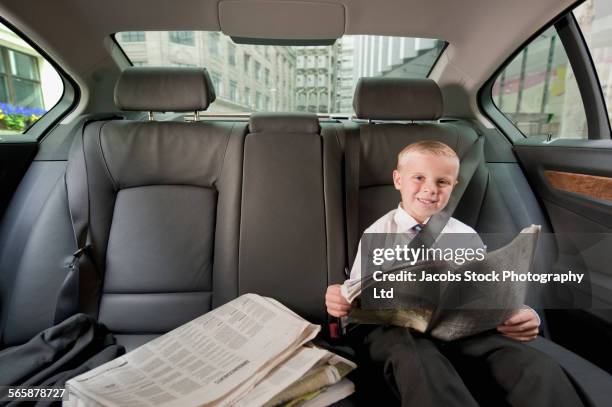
[1,67,247,351]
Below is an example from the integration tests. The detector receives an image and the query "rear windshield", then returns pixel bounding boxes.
[116,31,446,115]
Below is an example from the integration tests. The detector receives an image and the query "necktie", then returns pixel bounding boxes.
[412,224,425,233]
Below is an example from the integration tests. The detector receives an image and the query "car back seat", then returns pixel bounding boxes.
[2,68,610,405]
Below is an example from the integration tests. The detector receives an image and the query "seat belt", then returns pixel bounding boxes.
[54,118,114,324]
[327,122,360,339]
[342,122,361,271]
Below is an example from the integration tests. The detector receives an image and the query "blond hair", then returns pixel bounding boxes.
[397,140,459,169]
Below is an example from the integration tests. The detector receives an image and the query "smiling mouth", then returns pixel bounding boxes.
[417,198,438,205]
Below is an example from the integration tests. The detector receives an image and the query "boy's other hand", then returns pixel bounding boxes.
[326,284,352,317]
[497,308,539,341]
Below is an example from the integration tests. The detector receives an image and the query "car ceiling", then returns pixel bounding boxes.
[0,0,578,119]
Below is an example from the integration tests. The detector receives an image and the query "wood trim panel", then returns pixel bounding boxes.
[545,170,612,202]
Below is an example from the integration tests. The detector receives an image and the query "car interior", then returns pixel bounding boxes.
[0,0,611,405]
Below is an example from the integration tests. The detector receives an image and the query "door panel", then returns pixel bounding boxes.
[514,138,612,231]
[514,137,612,372]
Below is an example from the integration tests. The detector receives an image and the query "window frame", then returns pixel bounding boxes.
[0,17,77,143]
[558,13,610,140]
[480,9,611,141]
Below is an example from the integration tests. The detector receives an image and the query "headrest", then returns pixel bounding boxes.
[114,67,216,112]
[249,112,320,133]
[353,78,443,120]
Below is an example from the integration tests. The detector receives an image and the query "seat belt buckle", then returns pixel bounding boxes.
[329,317,348,339]
[329,322,340,339]
[70,244,92,269]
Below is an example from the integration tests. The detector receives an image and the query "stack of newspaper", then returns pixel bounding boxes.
[65,294,355,406]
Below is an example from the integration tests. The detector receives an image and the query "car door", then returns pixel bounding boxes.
[0,18,77,337]
[480,1,612,373]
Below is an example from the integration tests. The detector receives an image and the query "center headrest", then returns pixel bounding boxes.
[249,112,320,133]
[114,67,216,112]
[353,78,443,121]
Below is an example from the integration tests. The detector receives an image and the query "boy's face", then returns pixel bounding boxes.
[393,151,459,224]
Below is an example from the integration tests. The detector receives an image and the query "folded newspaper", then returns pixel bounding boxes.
[64,294,356,406]
[346,225,540,341]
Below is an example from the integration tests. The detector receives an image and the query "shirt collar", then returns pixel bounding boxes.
[393,203,430,233]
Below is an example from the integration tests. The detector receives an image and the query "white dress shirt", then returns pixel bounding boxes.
[346,203,483,283]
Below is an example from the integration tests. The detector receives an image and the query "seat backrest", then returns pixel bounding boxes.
[238,113,342,324]
[350,78,483,238]
[95,68,245,348]
[343,77,554,284]
[1,67,246,349]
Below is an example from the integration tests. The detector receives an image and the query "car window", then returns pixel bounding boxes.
[573,0,612,132]
[492,26,588,139]
[0,22,63,138]
[116,32,446,115]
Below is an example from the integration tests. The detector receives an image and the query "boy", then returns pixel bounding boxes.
[326,140,582,406]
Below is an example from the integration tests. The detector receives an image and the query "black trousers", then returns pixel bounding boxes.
[349,325,584,407]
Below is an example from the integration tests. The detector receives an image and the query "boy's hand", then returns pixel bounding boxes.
[326,284,352,317]
[497,308,539,341]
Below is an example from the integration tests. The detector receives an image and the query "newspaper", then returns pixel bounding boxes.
[65,294,354,407]
[283,379,355,407]
[346,225,540,340]
[235,346,355,407]
[260,351,355,407]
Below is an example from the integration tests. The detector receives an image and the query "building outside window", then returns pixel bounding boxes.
[228,43,236,66]
[255,91,262,110]
[317,75,327,87]
[0,46,43,109]
[243,53,250,73]
[210,71,222,96]
[116,30,447,115]
[0,23,63,135]
[208,32,220,55]
[244,87,251,106]
[121,31,145,42]
[317,55,327,68]
[169,31,195,46]
[255,61,261,80]
[229,80,238,102]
